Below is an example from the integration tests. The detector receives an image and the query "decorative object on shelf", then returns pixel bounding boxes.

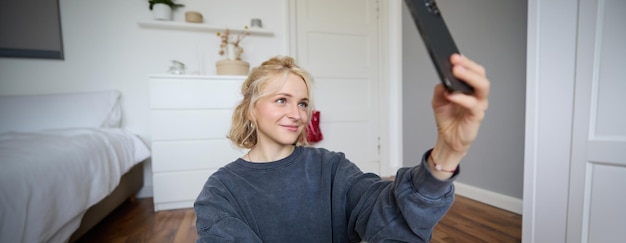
[250,18,263,28]
[216,28,251,75]
[216,60,250,76]
[217,28,249,61]
[167,60,186,74]
[185,11,203,23]
[148,0,185,21]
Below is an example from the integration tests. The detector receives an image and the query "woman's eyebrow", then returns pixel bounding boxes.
[274,92,293,97]
[275,93,309,101]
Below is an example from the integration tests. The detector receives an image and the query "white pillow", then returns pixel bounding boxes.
[0,90,122,133]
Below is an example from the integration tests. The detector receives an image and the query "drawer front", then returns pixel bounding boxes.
[150,78,244,109]
[151,110,232,140]
[153,170,217,204]
[152,139,246,172]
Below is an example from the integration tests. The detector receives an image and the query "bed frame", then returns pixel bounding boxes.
[68,162,145,242]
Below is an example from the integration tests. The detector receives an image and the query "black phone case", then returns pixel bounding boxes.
[404,0,474,94]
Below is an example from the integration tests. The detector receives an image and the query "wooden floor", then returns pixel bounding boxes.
[77,195,521,242]
[431,196,522,243]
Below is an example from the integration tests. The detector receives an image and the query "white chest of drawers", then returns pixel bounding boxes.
[149,74,246,211]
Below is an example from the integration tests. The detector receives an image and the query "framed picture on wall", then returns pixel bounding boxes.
[0,0,64,60]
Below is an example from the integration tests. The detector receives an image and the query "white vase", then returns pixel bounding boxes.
[152,3,172,21]
[226,43,237,60]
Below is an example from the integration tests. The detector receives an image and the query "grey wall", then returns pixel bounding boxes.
[402,0,527,199]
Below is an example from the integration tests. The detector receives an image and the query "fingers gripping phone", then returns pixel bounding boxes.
[404,0,474,94]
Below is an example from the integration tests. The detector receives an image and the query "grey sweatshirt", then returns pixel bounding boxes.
[194,146,457,242]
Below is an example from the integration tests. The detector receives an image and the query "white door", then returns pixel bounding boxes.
[290,0,382,173]
[566,0,626,242]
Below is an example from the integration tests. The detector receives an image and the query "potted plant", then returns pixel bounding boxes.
[217,28,250,61]
[148,0,184,21]
[216,28,251,75]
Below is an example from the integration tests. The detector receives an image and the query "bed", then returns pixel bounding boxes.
[0,90,151,243]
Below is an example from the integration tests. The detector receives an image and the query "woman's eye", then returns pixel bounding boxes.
[298,102,308,108]
[276,98,286,104]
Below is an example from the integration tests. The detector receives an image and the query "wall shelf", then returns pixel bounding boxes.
[137,20,273,36]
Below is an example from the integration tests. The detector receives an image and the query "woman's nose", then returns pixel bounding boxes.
[287,104,302,120]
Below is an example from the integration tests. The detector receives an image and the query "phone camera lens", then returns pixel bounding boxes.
[425,0,441,16]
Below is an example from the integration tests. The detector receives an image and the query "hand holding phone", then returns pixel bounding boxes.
[404,0,474,94]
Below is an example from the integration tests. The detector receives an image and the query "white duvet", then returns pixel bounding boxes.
[0,128,151,243]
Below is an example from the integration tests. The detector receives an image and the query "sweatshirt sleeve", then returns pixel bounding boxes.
[343,149,457,242]
[194,176,263,243]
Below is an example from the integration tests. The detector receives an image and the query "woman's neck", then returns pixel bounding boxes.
[246,144,295,163]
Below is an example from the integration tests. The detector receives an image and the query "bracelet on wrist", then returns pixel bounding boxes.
[429,152,457,173]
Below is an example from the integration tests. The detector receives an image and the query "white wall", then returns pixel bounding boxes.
[1,1,529,209]
[402,0,527,212]
[0,0,287,197]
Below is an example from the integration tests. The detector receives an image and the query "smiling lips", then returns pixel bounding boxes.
[282,124,300,132]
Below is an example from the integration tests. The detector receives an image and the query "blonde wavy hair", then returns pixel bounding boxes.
[228,56,314,149]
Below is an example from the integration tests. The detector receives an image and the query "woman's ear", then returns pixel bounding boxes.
[246,109,256,125]
[247,108,253,119]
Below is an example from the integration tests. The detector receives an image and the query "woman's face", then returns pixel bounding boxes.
[253,73,310,148]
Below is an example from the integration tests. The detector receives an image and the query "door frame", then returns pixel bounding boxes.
[523,0,579,241]
[285,0,403,177]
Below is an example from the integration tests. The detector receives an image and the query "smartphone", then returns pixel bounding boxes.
[404,0,474,94]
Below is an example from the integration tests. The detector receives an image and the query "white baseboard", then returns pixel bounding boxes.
[136,185,153,199]
[454,182,523,215]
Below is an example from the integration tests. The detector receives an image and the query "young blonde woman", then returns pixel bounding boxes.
[194,54,490,242]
